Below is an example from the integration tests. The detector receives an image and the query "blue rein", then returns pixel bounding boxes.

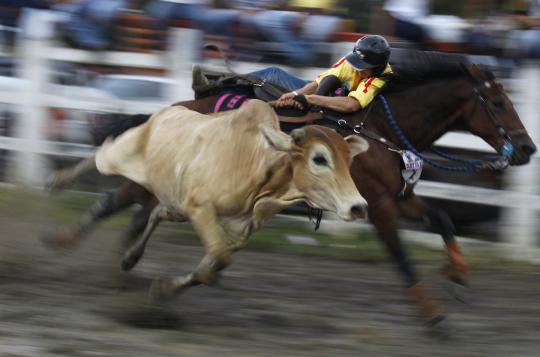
[378,95,511,173]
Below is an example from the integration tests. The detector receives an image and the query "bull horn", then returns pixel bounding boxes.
[291,128,306,146]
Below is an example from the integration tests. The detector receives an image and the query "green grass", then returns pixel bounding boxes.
[0,186,533,270]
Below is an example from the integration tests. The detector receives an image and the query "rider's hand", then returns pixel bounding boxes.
[277,91,297,106]
[277,98,305,110]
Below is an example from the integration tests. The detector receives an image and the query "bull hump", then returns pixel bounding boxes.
[234,100,278,127]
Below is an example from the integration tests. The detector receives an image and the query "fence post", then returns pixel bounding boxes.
[167,28,201,102]
[500,61,540,261]
[11,9,55,186]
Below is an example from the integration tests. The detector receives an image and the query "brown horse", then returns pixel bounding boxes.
[46,54,536,333]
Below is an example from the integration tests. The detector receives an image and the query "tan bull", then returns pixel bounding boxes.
[53,100,369,299]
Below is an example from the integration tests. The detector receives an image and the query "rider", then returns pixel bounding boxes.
[275,34,393,112]
[192,34,393,113]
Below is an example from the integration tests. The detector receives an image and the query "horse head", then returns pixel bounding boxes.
[461,64,536,165]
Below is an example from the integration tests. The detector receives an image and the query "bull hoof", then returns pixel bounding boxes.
[121,249,143,271]
[444,279,472,304]
[427,315,453,339]
[193,264,220,286]
[40,227,80,250]
[149,278,175,303]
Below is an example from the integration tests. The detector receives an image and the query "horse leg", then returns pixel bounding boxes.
[149,202,232,301]
[370,196,448,330]
[42,181,145,248]
[398,194,469,291]
[46,156,96,192]
[119,190,160,248]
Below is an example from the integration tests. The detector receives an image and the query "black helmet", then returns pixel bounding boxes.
[345,35,390,73]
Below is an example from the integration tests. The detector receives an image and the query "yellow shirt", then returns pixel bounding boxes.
[315,58,393,108]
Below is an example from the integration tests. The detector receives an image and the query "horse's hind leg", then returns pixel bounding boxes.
[42,181,144,248]
[398,194,469,289]
[46,156,96,192]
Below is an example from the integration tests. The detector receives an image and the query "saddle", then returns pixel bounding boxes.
[193,68,287,102]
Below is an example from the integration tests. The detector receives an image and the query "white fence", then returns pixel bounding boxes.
[1,10,539,259]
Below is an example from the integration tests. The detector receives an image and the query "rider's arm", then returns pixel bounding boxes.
[305,95,361,112]
[306,74,389,112]
[279,61,345,103]
[348,76,388,108]
[295,81,319,95]
[278,81,318,102]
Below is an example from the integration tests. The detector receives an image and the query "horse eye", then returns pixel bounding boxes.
[313,155,328,166]
[493,100,505,110]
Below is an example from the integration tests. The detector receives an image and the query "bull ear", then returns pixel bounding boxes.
[290,128,306,146]
[345,135,369,158]
[261,126,293,151]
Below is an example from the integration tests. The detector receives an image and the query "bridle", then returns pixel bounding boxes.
[469,77,516,158]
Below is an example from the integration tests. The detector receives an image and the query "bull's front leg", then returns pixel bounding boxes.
[150,202,232,301]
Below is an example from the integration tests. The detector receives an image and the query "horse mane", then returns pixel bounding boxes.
[383,49,471,92]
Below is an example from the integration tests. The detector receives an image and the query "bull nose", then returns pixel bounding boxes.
[350,204,367,219]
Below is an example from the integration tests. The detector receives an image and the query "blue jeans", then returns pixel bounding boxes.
[246,10,314,66]
[146,2,203,24]
[507,29,540,58]
[63,0,126,50]
[249,66,309,92]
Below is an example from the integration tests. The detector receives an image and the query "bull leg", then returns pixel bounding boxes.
[41,182,140,249]
[370,196,448,333]
[46,156,96,192]
[398,194,469,291]
[150,203,232,301]
[122,205,186,271]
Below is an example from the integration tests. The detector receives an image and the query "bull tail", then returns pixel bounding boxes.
[90,113,151,146]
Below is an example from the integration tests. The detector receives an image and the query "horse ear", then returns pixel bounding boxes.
[261,126,293,152]
[345,135,369,158]
[460,63,482,83]
[460,62,474,79]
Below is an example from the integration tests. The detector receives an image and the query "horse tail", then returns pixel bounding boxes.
[90,113,151,146]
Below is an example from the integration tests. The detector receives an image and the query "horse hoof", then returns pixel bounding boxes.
[149,278,175,303]
[44,173,67,195]
[121,250,143,271]
[427,315,453,339]
[444,279,472,304]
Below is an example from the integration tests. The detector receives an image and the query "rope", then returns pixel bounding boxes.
[379,95,498,173]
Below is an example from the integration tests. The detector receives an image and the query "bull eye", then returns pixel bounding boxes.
[313,155,328,166]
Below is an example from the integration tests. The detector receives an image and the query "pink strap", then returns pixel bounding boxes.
[214,93,232,112]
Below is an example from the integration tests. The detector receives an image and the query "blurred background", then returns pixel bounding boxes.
[1,0,539,250]
[0,1,539,355]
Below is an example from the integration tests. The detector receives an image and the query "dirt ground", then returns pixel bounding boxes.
[1,210,540,357]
